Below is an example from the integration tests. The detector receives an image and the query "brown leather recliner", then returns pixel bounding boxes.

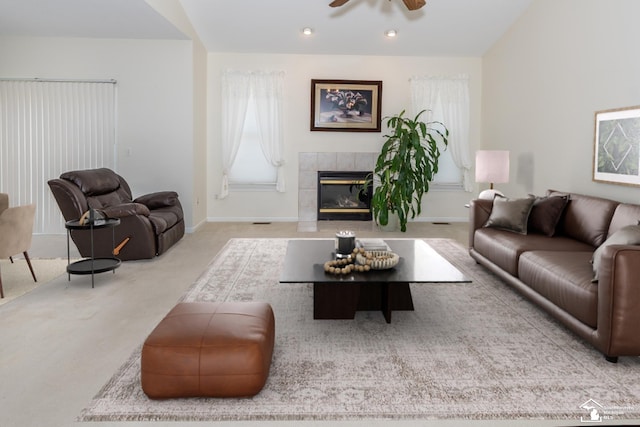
[48,168,185,261]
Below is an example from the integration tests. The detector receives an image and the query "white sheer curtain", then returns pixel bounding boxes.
[220,71,251,198]
[410,75,473,192]
[220,70,285,198]
[252,71,286,192]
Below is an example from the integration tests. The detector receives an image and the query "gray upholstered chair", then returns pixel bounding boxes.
[0,193,37,298]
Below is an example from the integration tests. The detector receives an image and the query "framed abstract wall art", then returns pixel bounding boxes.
[310,79,382,132]
[593,105,640,186]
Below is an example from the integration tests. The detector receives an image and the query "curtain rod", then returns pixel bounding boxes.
[0,78,117,84]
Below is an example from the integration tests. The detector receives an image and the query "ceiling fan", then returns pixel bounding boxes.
[329,0,427,11]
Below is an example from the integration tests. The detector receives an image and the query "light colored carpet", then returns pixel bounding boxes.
[0,257,69,306]
[79,238,640,422]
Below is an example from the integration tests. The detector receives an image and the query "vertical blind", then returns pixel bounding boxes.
[0,79,117,234]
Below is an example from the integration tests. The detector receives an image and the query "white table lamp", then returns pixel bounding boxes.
[475,150,509,200]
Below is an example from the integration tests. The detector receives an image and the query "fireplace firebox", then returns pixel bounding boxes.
[317,171,372,221]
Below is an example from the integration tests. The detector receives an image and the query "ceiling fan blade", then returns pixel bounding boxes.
[402,0,426,10]
[329,0,350,7]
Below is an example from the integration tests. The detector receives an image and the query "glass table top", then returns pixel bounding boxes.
[279,239,470,284]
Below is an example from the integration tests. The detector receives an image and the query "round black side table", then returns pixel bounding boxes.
[65,218,121,288]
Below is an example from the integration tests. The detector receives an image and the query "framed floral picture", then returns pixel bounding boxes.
[593,105,640,186]
[310,79,382,132]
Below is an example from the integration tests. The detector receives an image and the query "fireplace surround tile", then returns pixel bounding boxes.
[298,189,317,221]
[299,152,317,172]
[299,171,317,191]
[317,152,337,171]
[336,152,356,171]
[356,153,376,171]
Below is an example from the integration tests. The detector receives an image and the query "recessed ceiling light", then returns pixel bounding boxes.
[302,27,313,36]
[385,29,398,38]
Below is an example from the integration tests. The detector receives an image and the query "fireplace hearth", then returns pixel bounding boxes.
[317,171,372,221]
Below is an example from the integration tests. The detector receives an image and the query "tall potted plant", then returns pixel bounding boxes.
[370,110,449,232]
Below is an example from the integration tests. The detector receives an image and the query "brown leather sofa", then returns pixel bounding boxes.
[469,189,640,362]
[48,168,185,261]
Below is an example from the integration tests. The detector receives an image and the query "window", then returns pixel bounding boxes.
[220,70,285,198]
[427,95,464,189]
[228,95,277,189]
[410,75,472,192]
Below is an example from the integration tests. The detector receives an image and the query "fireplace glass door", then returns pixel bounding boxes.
[317,171,372,221]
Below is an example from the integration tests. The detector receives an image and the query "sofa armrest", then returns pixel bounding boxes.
[468,199,493,248]
[100,203,150,218]
[134,191,179,210]
[595,244,640,356]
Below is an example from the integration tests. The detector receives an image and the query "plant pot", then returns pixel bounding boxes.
[377,211,400,232]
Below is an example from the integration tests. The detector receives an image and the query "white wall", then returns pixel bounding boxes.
[191,40,208,229]
[207,53,482,222]
[483,0,640,203]
[0,36,198,228]
[146,0,209,230]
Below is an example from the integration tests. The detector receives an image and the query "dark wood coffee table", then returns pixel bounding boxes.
[279,239,470,323]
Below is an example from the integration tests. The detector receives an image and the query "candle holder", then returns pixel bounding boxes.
[334,230,356,259]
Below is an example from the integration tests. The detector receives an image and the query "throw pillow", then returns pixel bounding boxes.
[483,196,536,234]
[592,223,640,281]
[528,195,570,236]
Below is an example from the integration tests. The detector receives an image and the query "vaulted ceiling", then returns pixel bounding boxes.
[0,0,533,56]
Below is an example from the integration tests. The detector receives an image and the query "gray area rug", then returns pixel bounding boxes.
[79,238,640,422]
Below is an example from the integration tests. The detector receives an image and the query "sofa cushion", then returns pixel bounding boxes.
[86,188,131,209]
[473,228,594,276]
[528,195,569,236]
[483,196,535,234]
[592,224,640,281]
[607,203,640,237]
[548,190,618,247]
[518,250,597,328]
[148,205,183,234]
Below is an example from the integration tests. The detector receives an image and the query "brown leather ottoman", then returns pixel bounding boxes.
[141,301,275,399]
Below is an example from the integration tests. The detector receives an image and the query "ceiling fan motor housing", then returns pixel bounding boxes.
[329,0,426,10]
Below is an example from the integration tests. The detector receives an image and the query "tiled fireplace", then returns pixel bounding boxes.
[298,152,377,221]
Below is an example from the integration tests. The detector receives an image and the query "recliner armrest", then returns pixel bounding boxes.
[100,203,150,218]
[134,191,179,210]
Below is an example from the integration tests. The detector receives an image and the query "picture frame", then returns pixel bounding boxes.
[593,105,640,187]
[310,79,382,132]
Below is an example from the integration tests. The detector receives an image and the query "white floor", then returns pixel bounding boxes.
[0,221,634,427]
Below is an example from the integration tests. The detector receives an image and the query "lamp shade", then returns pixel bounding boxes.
[475,150,510,184]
